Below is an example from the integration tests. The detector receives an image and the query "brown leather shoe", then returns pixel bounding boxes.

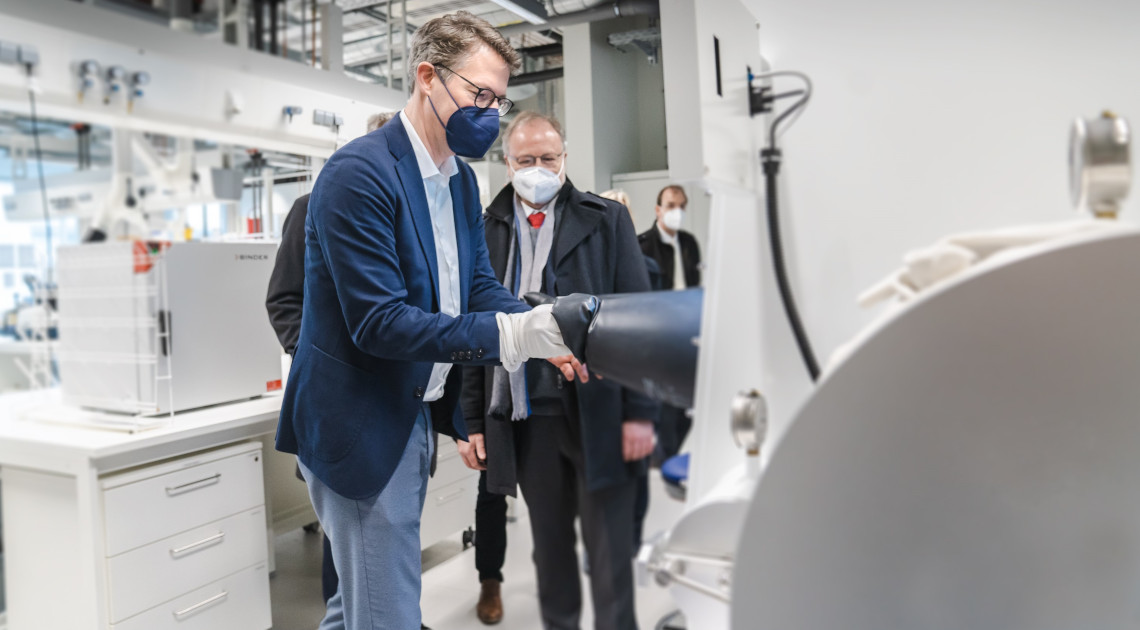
[476,579,503,625]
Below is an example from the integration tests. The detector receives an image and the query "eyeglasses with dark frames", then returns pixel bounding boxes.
[435,65,514,116]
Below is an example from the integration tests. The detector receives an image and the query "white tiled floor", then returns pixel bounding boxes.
[270,474,686,630]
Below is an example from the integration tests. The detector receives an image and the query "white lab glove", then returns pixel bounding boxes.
[496,304,570,372]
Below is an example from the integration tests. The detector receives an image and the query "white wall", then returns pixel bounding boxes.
[562,23,598,192]
[743,0,1140,360]
[563,17,668,194]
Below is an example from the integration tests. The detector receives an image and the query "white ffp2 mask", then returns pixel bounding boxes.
[662,208,684,231]
[511,162,564,207]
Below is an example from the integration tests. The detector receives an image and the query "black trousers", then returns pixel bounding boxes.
[655,404,691,461]
[516,414,639,630]
[633,474,648,551]
[475,470,508,583]
[475,436,648,581]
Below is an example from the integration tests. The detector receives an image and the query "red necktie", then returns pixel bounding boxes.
[527,211,546,229]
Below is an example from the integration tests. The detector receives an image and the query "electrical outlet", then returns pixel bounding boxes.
[17,44,39,68]
[0,41,18,66]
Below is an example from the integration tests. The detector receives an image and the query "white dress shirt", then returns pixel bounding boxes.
[400,111,461,402]
[657,223,687,290]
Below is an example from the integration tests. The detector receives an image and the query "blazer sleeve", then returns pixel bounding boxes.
[312,154,502,363]
[611,207,662,424]
[265,195,308,354]
[460,365,487,434]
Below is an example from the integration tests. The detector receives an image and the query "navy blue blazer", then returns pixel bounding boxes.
[276,117,527,499]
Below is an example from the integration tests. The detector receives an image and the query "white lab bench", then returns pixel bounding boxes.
[0,388,477,630]
[0,389,283,630]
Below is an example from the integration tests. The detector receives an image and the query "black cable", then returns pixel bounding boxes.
[762,82,820,382]
[768,93,807,151]
[762,147,819,381]
[26,66,54,288]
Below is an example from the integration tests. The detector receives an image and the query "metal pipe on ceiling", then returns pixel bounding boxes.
[386,0,393,89]
[509,67,564,86]
[517,43,563,58]
[498,0,658,38]
[269,0,279,54]
[253,0,265,51]
[402,0,408,94]
[548,0,597,12]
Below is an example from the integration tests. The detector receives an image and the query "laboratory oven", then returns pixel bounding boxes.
[57,241,282,416]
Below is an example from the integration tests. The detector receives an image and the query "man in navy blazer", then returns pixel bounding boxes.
[275,12,573,630]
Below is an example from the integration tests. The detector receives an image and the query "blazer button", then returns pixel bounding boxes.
[465,350,473,360]
[414,387,424,398]
[476,348,484,359]
[450,351,458,361]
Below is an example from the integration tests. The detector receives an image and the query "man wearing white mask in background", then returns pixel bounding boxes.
[639,185,701,291]
[638,185,701,465]
[459,111,658,630]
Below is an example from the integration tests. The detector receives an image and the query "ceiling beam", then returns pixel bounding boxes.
[486,0,548,24]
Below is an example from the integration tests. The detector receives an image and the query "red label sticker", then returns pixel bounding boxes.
[132,240,170,274]
[132,241,153,274]
[267,379,283,392]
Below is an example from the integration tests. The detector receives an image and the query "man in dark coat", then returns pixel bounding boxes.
[459,111,658,630]
[638,184,701,462]
[638,184,701,290]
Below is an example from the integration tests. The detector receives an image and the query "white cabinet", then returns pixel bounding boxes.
[102,445,265,556]
[110,564,271,630]
[0,390,283,630]
[105,508,268,623]
[99,442,270,628]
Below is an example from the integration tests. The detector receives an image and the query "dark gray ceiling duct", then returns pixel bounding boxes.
[498,0,658,38]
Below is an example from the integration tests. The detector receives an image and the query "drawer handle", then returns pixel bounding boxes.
[172,590,228,621]
[170,532,225,558]
[165,473,221,497]
[436,486,466,505]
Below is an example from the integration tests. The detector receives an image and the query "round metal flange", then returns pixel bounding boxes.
[730,389,767,455]
[1070,111,1131,217]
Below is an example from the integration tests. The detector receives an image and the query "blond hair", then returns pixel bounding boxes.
[599,189,630,208]
[366,111,396,132]
[407,11,521,93]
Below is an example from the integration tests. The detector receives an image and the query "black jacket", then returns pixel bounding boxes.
[638,225,701,289]
[461,181,660,495]
[266,194,309,354]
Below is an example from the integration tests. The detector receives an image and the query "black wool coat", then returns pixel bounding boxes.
[638,225,701,289]
[461,181,660,496]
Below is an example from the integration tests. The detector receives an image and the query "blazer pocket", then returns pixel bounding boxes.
[300,344,374,463]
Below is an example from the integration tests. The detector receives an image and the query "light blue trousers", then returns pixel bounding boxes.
[299,405,434,630]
